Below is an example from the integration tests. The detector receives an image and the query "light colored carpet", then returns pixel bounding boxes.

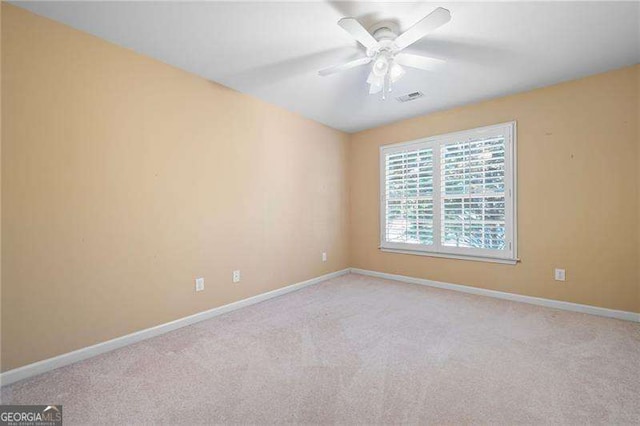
[2,273,639,424]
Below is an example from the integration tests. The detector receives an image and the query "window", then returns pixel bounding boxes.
[380,122,517,264]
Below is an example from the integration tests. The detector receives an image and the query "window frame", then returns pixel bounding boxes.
[379,121,518,264]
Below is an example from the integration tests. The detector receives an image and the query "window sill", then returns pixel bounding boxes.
[379,247,519,265]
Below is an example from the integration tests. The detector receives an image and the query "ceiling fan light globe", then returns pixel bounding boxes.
[366,71,375,84]
[368,71,384,83]
[390,63,406,83]
[372,57,389,77]
[369,82,383,94]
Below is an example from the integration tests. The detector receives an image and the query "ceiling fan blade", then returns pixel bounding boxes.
[394,53,445,71]
[318,57,372,76]
[338,17,379,50]
[394,7,451,51]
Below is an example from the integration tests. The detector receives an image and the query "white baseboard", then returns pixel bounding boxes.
[0,268,350,387]
[3,267,637,387]
[351,268,640,323]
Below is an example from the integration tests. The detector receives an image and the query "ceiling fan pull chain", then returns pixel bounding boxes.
[382,74,389,100]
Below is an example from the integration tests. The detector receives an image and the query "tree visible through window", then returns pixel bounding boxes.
[380,122,516,262]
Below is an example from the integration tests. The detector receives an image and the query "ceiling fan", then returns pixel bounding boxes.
[318,7,451,99]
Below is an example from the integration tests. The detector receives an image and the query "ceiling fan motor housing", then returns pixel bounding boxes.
[367,21,399,57]
[370,20,400,41]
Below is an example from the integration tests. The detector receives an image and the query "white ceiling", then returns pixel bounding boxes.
[13,1,640,133]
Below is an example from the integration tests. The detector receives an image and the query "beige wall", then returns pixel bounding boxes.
[1,5,350,371]
[2,4,639,373]
[350,65,640,314]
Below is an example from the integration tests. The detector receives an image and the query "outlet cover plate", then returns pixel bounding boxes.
[195,277,205,291]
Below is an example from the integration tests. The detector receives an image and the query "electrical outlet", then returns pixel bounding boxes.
[232,270,241,283]
[195,277,205,292]
[554,268,566,281]
[322,252,327,262]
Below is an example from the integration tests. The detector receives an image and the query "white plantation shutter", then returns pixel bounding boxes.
[441,136,506,250]
[380,122,516,263]
[384,148,434,245]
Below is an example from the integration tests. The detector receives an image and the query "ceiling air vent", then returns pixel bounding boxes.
[396,91,424,103]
